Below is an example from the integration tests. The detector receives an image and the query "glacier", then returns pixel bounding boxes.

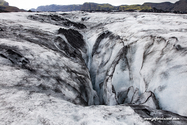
[0,11,187,125]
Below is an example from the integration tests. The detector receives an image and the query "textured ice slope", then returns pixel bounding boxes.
[0,12,187,124]
[0,12,96,106]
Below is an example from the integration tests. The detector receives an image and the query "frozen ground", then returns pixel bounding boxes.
[0,12,187,124]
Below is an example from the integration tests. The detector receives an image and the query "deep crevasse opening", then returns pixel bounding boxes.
[26,12,187,117]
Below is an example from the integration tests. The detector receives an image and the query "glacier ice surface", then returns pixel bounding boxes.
[1,12,187,124]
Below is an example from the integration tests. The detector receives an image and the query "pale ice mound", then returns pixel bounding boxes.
[0,87,150,125]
